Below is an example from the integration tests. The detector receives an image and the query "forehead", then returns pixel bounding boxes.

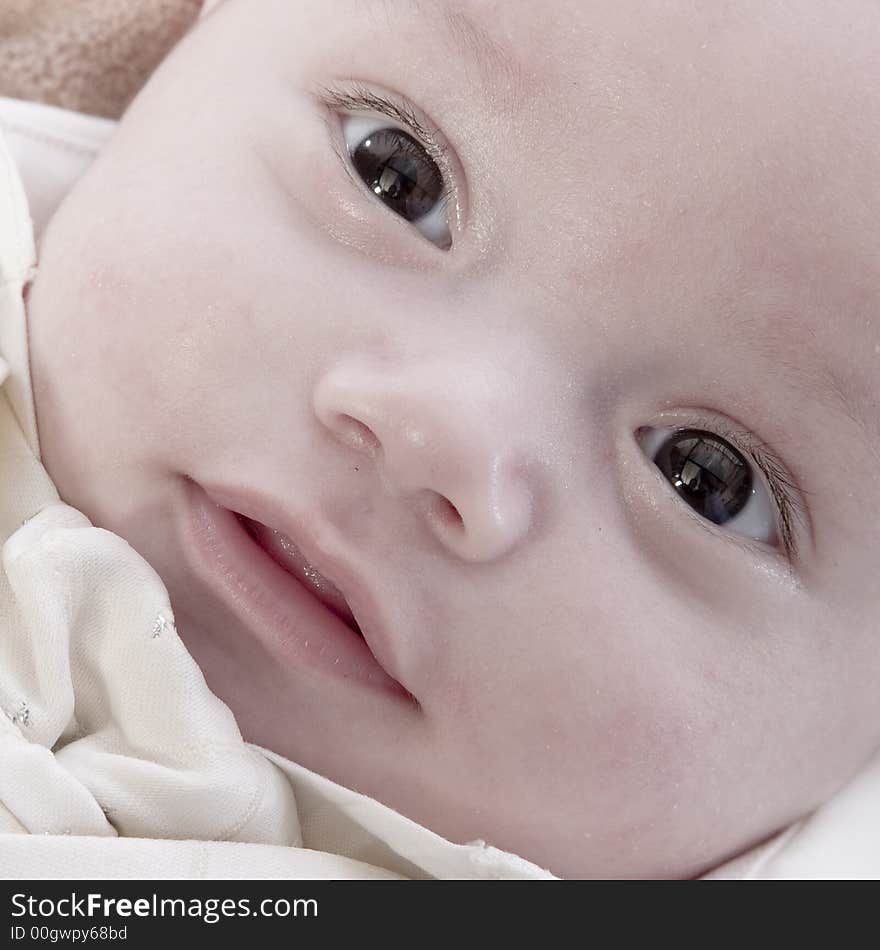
[331,0,880,275]
[349,0,879,129]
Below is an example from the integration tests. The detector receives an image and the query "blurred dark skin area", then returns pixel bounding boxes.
[0,0,202,119]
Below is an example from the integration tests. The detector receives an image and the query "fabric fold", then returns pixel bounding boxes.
[0,492,302,849]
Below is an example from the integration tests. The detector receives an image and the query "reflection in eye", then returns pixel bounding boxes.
[341,113,453,249]
[638,427,779,546]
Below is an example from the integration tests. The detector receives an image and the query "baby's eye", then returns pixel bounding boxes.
[340,114,452,249]
[637,427,779,546]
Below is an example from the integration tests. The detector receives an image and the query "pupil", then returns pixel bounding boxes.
[657,429,752,524]
[351,127,443,221]
[376,160,418,201]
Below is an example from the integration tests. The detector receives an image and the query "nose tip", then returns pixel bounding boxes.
[312,355,535,563]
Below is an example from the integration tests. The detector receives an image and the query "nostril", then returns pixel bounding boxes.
[437,496,463,527]
[335,414,381,456]
[428,493,464,537]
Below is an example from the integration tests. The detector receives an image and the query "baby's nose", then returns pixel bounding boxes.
[312,351,535,562]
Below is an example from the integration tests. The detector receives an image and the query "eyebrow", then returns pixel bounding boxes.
[822,366,880,459]
[362,0,532,115]
[800,359,879,461]
[725,306,880,462]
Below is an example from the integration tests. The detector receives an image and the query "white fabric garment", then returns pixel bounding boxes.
[0,96,877,880]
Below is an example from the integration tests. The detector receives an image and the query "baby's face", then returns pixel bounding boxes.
[26,0,880,877]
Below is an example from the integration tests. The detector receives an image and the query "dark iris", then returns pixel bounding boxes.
[653,428,752,525]
[350,127,444,222]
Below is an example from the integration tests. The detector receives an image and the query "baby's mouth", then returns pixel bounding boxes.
[237,515,364,638]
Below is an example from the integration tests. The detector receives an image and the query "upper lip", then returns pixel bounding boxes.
[198,481,408,693]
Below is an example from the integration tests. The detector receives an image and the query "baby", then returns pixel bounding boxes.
[2,0,880,879]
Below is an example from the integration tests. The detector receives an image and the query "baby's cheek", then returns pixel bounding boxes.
[576,693,738,877]
[595,672,712,793]
[521,645,713,810]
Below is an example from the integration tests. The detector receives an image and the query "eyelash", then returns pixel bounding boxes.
[662,410,811,561]
[313,80,457,232]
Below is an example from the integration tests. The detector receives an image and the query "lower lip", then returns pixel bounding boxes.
[181,478,405,696]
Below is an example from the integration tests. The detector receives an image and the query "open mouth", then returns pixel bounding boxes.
[181,477,410,699]
[236,513,364,639]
